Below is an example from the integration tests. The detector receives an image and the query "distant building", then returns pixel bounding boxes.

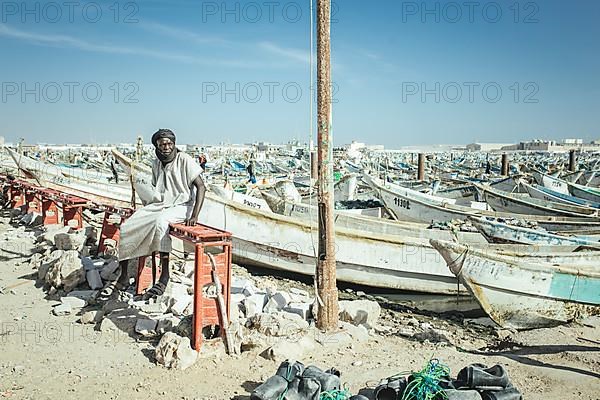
[563,138,583,144]
[466,143,513,152]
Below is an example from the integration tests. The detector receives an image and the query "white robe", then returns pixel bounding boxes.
[117,152,202,261]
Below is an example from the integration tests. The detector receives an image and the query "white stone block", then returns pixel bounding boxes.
[283,302,312,320]
[81,310,104,324]
[135,318,158,337]
[244,293,267,318]
[171,294,193,316]
[53,303,72,316]
[155,332,198,370]
[60,296,86,309]
[86,269,103,290]
[100,259,120,280]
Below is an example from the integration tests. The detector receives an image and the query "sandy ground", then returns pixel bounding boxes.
[0,215,599,400]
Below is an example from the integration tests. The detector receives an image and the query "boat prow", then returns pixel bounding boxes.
[429,239,468,275]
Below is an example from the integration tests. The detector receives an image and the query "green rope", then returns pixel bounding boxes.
[401,359,451,400]
[277,365,293,400]
[320,384,351,400]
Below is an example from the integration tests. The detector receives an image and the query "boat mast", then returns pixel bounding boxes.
[315,0,338,331]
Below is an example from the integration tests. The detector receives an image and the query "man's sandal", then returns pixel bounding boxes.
[98,280,128,302]
[142,281,167,301]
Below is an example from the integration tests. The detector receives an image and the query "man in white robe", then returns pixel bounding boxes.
[99,129,205,300]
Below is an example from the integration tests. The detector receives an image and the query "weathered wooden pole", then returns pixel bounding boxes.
[569,149,576,172]
[316,0,338,331]
[501,153,509,176]
[417,153,425,181]
[311,150,318,182]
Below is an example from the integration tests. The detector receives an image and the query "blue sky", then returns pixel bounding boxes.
[0,0,599,147]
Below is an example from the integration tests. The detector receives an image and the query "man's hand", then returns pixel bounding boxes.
[184,216,197,226]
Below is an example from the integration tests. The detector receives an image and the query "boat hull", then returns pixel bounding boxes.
[430,239,600,329]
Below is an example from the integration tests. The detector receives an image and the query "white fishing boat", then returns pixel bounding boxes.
[523,181,600,209]
[260,190,488,244]
[363,172,600,232]
[5,148,467,294]
[469,216,600,246]
[430,239,600,329]
[476,183,599,218]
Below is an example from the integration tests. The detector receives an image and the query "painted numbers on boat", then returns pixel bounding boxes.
[394,197,411,209]
[243,198,262,209]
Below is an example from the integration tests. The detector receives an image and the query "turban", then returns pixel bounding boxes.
[152,128,178,164]
[151,129,176,147]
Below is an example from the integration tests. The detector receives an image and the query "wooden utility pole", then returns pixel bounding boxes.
[417,153,425,181]
[501,153,509,176]
[569,149,577,172]
[316,0,338,331]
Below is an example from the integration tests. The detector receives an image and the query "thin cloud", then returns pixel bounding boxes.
[259,41,310,64]
[0,24,265,68]
[139,21,232,46]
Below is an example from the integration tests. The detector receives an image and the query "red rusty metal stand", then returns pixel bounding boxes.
[9,180,26,209]
[61,196,88,229]
[137,223,233,351]
[0,175,135,258]
[98,205,133,254]
[38,188,61,225]
[23,184,42,214]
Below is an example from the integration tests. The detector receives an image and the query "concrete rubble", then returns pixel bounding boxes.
[54,230,87,251]
[155,332,198,370]
[338,299,381,329]
[80,310,104,324]
[44,250,85,292]
[135,318,158,337]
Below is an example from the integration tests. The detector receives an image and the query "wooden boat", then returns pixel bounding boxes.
[476,183,599,218]
[363,173,600,232]
[533,170,570,195]
[5,148,467,294]
[568,181,600,203]
[523,182,600,209]
[469,216,600,246]
[535,170,600,203]
[260,190,488,244]
[430,239,600,329]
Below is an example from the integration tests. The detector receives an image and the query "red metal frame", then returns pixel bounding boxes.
[136,223,233,351]
[9,182,25,209]
[98,205,133,254]
[40,188,61,225]
[24,186,42,214]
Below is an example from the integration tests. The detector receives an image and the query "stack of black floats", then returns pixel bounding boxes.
[251,360,366,400]
[374,364,522,400]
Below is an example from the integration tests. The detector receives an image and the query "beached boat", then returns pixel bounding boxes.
[363,172,600,232]
[476,184,599,218]
[535,170,600,203]
[260,190,488,244]
[533,170,570,195]
[5,148,468,294]
[430,239,600,329]
[523,181,600,209]
[469,216,600,246]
